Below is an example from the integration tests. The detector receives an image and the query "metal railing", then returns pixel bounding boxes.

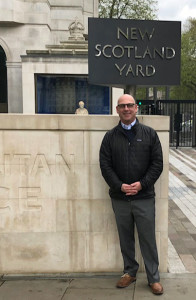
[137,100,196,148]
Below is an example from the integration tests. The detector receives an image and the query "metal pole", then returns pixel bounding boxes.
[165,86,170,100]
[124,85,136,99]
[153,87,157,114]
[146,87,149,100]
[176,103,180,149]
[153,87,157,101]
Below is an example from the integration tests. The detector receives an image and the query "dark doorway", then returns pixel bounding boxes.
[0,46,8,113]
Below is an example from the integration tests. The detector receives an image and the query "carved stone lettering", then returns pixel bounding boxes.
[0,154,11,176]
[30,154,51,176]
[19,187,42,212]
[0,186,10,213]
[55,154,75,174]
[13,154,31,175]
[0,152,76,216]
[0,153,75,176]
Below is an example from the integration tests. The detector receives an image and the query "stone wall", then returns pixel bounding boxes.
[0,114,169,274]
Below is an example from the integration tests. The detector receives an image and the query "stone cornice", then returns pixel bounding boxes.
[24,40,88,57]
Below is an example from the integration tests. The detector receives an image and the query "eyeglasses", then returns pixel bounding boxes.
[117,103,135,109]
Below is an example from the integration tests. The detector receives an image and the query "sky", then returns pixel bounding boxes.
[158,0,196,27]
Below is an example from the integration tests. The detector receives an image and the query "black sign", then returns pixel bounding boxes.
[88,18,181,86]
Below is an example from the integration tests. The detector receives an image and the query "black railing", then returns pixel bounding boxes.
[137,100,196,148]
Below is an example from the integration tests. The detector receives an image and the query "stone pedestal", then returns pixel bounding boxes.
[0,114,169,274]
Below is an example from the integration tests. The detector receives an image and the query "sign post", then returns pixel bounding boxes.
[124,85,136,98]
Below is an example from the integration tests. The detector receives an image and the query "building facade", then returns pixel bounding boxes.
[0,0,115,114]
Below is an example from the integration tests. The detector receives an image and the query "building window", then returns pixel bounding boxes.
[36,75,110,114]
[0,46,8,112]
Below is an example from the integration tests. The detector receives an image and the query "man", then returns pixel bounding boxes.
[99,94,163,295]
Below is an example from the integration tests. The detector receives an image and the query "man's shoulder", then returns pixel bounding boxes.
[138,122,156,133]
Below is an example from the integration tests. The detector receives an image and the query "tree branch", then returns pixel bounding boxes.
[109,0,116,18]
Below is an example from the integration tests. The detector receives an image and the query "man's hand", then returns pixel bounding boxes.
[121,182,142,196]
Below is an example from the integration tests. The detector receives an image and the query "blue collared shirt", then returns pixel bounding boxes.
[121,119,136,130]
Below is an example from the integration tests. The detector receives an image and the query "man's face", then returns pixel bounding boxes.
[116,95,138,125]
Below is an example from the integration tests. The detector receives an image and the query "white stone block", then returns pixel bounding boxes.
[0,115,169,274]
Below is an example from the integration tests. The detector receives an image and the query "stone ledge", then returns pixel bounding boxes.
[0,115,169,131]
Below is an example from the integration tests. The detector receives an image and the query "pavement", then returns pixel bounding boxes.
[0,273,196,300]
[0,147,195,300]
[168,147,196,273]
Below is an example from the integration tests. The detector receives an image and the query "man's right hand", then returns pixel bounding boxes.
[121,182,141,196]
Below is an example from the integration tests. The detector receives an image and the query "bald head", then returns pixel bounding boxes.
[117,94,136,106]
[116,94,137,125]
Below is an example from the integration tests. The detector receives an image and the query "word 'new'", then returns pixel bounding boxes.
[117,27,155,41]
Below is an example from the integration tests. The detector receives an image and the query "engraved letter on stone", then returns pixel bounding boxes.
[19,187,42,212]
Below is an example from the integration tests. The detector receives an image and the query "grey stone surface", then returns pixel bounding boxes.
[0,274,196,300]
[0,279,70,300]
[135,274,196,300]
[168,148,196,272]
[62,287,134,300]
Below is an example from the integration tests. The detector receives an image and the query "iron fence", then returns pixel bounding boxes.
[137,100,196,148]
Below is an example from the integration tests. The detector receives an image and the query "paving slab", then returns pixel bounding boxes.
[62,277,135,300]
[62,286,135,300]
[134,273,196,300]
[0,279,70,300]
[179,254,196,273]
[68,277,119,289]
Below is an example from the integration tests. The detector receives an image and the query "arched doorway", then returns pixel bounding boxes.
[0,46,8,112]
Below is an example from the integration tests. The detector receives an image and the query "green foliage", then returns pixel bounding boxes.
[136,87,146,99]
[170,18,196,100]
[99,0,158,20]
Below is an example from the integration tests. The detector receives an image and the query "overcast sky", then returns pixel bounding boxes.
[158,0,196,27]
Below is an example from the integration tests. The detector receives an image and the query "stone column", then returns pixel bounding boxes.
[6,62,23,113]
